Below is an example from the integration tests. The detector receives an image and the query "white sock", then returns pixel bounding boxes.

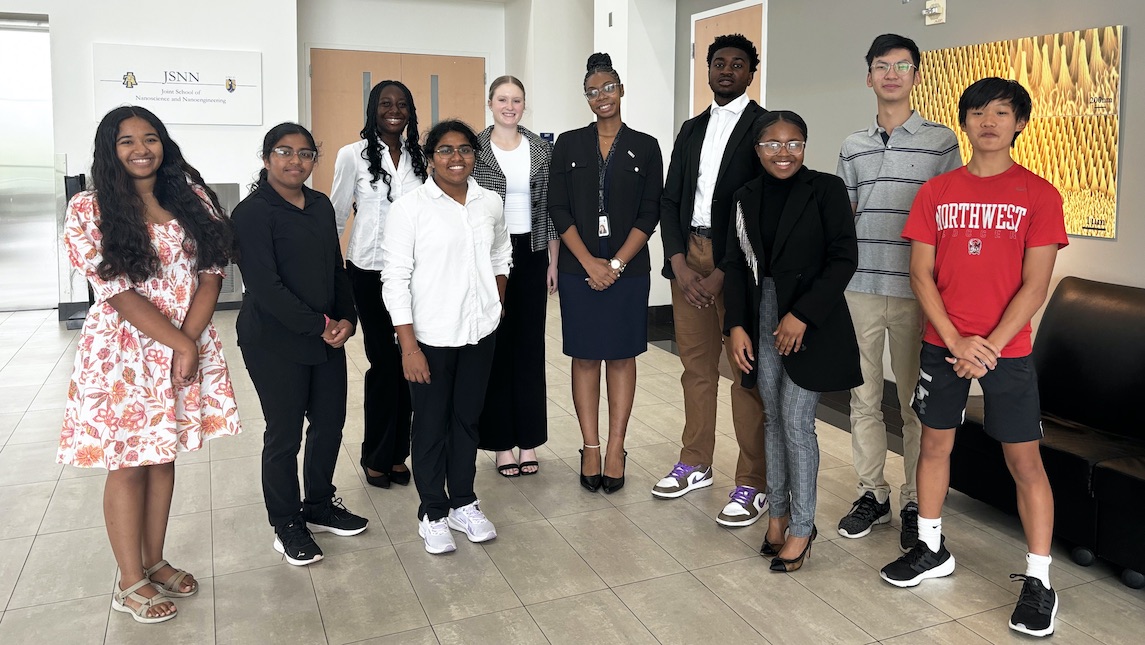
[918,515,942,552]
[1025,552,1052,588]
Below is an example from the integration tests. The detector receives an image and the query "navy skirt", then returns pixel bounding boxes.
[557,272,649,360]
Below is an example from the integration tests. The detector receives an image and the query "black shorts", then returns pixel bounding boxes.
[911,342,1043,443]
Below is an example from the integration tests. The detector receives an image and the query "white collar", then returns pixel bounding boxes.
[709,92,750,116]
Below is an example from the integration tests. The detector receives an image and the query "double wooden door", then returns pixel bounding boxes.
[309,49,485,200]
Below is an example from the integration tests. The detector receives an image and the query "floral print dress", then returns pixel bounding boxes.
[58,190,242,469]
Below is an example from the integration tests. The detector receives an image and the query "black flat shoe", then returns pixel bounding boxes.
[601,450,627,494]
[770,525,817,573]
[361,460,391,489]
[579,446,601,492]
[388,468,411,486]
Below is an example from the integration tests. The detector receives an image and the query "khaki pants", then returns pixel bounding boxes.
[671,234,767,490]
[845,290,922,507]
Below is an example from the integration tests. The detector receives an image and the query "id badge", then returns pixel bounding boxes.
[597,213,611,238]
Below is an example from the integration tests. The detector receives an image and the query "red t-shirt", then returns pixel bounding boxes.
[902,163,1068,358]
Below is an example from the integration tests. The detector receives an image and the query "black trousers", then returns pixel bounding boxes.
[478,235,549,451]
[410,333,496,521]
[346,261,412,473]
[242,344,347,528]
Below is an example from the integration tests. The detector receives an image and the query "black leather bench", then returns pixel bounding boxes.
[948,277,1145,588]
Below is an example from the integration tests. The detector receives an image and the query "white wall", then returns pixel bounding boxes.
[0,0,299,304]
[296,0,506,129]
[593,0,676,306]
[0,0,299,185]
[521,0,595,138]
[503,0,534,130]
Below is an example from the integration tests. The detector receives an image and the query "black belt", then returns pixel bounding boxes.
[690,226,712,239]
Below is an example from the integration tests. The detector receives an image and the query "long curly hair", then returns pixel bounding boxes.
[91,106,237,283]
[360,80,428,201]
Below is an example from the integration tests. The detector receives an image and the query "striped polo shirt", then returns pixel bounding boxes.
[837,111,962,298]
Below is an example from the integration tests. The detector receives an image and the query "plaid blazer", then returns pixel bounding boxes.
[473,125,557,252]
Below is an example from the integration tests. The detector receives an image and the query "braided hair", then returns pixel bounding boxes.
[360,80,428,201]
[583,52,622,88]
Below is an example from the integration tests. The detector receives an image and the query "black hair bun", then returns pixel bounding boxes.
[587,52,612,71]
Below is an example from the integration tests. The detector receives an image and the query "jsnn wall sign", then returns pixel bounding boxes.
[93,43,263,126]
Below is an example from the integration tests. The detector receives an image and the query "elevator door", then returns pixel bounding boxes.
[0,24,57,310]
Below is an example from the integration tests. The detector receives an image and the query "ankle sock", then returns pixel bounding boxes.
[1025,552,1052,588]
[918,515,942,552]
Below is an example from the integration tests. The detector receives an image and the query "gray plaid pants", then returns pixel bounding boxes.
[757,278,821,537]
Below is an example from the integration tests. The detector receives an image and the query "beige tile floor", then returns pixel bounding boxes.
[0,299,1143,644]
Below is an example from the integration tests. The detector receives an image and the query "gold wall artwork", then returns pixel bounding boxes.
[913,26,1122,239]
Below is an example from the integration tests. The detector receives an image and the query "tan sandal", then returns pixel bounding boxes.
[145,559,198,598]
[112,577,177,624]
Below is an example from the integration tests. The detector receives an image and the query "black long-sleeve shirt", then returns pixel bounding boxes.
[233,179,356,365]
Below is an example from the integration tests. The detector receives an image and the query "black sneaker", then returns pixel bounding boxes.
[274,518,324,566]
[880,536,956,587]
[1008,574,1058,637]
[899,501,919,553]
[838,491,891,538]
[304,497,369,537]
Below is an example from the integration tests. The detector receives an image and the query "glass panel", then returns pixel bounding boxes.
[0,26,57,310]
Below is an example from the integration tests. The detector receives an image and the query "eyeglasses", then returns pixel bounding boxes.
[583,82,620,100]
[433,145,475,157]
[756,140,807,155]
[271,147,318,162]
[870,61,917,76]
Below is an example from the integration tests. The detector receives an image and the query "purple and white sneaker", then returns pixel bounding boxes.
[717,486,768,527]
[652,462,714,499]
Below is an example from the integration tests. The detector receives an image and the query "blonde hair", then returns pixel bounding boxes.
[488,75,526,101]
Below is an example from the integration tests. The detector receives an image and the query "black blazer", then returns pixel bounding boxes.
[723,168,862,392]
[660,100,767,279]
[548,123,663,275]
[233,180,357,365]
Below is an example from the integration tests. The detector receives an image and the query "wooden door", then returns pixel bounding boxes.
[692,3,764,115]
[308,49,486,203]
[310,49,402,202]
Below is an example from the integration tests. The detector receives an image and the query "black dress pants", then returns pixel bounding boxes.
[242,344,347,528]
[346,261,412,473]
[479,235,549,451]
[410,333,496,521]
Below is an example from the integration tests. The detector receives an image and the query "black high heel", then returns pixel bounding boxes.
[770,525,817,572]
[760,531,785,557]
[361,459,391,489]
[601,450,627,494]
[579,445,602,492]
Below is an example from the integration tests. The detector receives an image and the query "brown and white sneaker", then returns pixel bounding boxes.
[652,462,714,499]
[716,486,768,527]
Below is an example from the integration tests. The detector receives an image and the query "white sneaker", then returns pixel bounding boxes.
[447,500,497,543]
[716,486,768,527]
[418,515,457,554]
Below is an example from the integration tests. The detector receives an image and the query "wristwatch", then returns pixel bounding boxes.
[609,257,627,273]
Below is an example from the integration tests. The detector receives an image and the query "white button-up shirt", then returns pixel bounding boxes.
[331,137,424,270]
[380,177,512,348]
[691,92,750,228]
